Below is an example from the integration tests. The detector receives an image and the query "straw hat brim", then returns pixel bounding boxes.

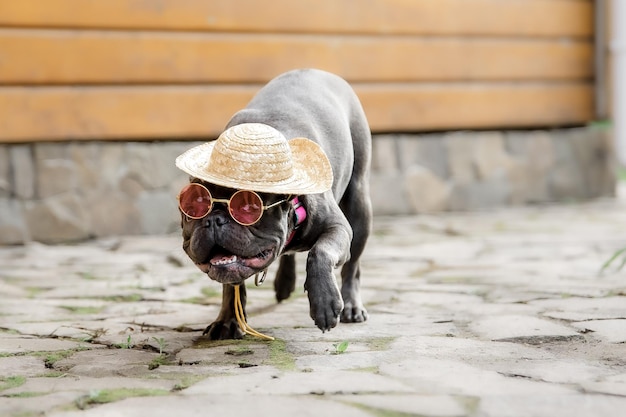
[175,137,333,195]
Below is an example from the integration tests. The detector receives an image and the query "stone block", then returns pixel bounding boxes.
[567,127,616,198]
[125,143,158,189]
[444,132,476,184]
[572,319,626,344]
[170,142,205,189]
[398,134,448,179]
[86,190,142,237]
[9,145,36,199]
[471,131,512,180]
[183,368,412,396]
[36,159,75,199]
[69,142,101,190]
[448,174,511,211]
[126,142,200,190]
[0,147,9,197]
[505,131,555,203]
[0,198,28,245]
[467,131,533,204]
[503,131,525,155]
[371,135,400,174]
[0,356,46,378]
[549,132,589,200]
[506,157,534,205]
[162,142,203,184]
[369,172,411,215]
[34,143,76,198]
[170,175,192,198]
[24,193,91,243]
[99,143,125,189]
[396,134,418,171]
[404,164,450,213]
[137,190,180,234]
[470,315,581,342]
[119,175,144,198]
[595,129,617,197]
[516,131,555,173]
[34,142,66,159]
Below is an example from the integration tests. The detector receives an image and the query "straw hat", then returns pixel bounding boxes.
[175,123,333,194]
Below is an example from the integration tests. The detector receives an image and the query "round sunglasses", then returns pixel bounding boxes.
[177,183,289,226]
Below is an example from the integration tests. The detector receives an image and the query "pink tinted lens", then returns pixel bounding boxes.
[229,190,263,225]
[179,184,212,218]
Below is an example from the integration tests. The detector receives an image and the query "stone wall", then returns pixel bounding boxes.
[0,142,195,245]
[370,127,615,214]
[0,126,615,245]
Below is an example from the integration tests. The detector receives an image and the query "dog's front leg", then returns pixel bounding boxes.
[304,226,351,332]
[202,284,245,340]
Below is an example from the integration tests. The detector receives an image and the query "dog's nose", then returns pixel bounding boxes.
[205,211,230,228]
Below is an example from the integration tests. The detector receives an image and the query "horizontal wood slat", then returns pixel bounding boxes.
[0,31,593,85]
[0,0,593,37]
[0,83,593,142]
[358,83,594,132]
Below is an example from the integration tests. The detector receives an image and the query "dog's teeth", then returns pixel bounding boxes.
[211,255,238,266]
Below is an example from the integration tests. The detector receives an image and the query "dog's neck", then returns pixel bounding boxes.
[285,197,306,247]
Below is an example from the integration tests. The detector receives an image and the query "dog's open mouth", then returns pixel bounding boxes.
[195,245,276,282]
[209,246,274,268]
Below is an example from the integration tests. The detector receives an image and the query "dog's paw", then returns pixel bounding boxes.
[341,300,368,323]
[202,319,244,340]
[306,284,344,332]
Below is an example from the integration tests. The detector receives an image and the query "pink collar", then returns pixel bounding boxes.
[285,197,306,246]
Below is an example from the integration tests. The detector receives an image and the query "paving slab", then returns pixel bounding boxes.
[479,394,626,417]
[379,357,575,397]
[469,315,582,343]
[344,393,469,417]
[582,372,626,397]
[47,394,375,417]
[182,367,413,396]
[571,319,626,343]
[0,392,80,417]
[0,334,86,355]
[2,375,176,397]
[2,192,626,416]
[0,355,48,377]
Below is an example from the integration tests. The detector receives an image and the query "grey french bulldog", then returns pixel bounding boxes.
[176,69,372,339]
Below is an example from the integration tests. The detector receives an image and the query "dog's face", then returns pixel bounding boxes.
[180,179,291,285]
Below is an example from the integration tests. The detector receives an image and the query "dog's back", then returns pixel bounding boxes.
[227,69,371,202]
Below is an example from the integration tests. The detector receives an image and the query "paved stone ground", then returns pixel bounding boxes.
[1,190,626,417]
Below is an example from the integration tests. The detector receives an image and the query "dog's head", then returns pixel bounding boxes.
[179,179,293,285]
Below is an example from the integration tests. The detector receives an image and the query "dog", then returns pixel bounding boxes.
[175,69,372,339]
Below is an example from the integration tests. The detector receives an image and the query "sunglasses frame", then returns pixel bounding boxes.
[177,182,289,226]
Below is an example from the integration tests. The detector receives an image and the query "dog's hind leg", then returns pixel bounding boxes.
[339,181,372,323]
[274,254,297,302]
[339,112,373,323]
[202,284,246,340]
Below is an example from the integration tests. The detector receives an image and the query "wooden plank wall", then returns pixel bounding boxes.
[0,0,594,142]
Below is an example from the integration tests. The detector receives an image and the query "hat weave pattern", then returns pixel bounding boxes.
[210,124,293,184]
[175,123,333,195]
